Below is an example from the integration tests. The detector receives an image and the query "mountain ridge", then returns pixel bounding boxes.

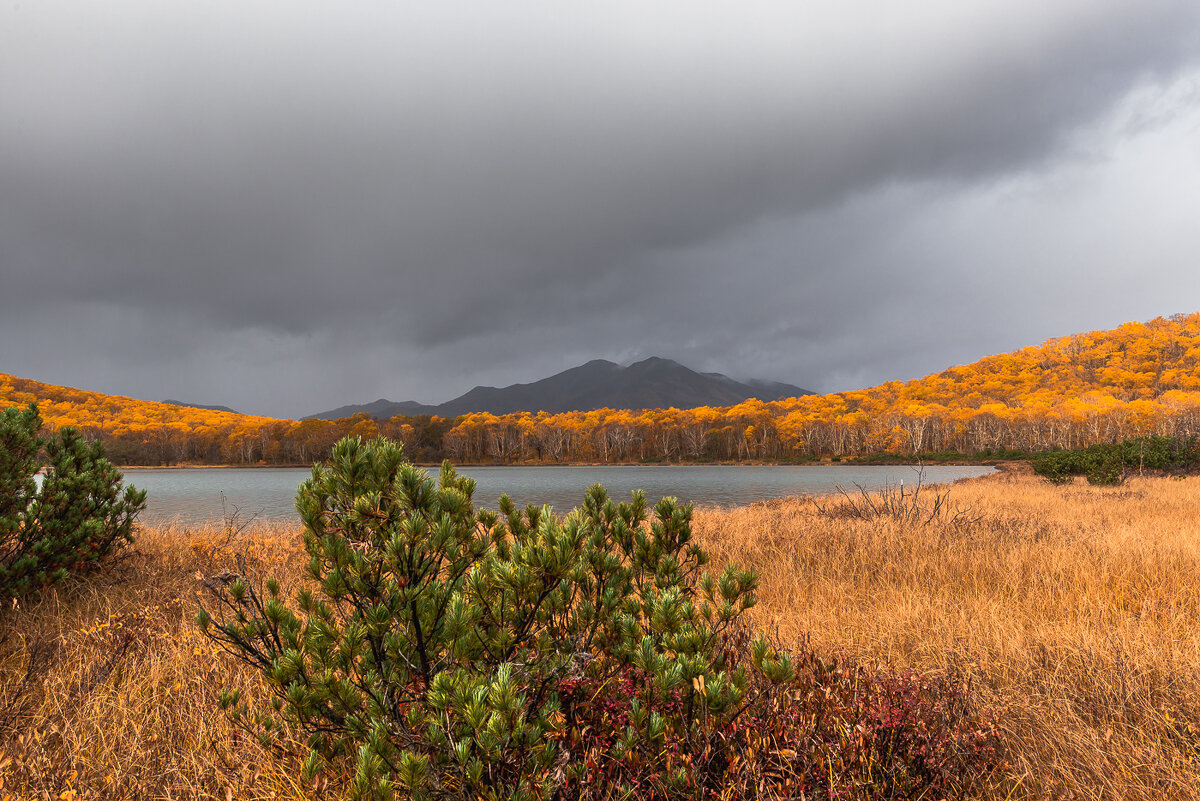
[163,399,241,414]
[305,357,813,420]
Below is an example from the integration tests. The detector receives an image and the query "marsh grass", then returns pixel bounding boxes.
[693,471,1200,799]
[0,520,315,800]
[3,473,1200,798]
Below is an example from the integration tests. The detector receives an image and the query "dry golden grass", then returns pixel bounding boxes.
[692,470,1200,800]
[4,471,1200,799]
[0,520,316,800]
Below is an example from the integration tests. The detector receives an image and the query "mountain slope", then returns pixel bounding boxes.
[876,314,1200,408]
[0,374,269,430]
[306,357,813,420]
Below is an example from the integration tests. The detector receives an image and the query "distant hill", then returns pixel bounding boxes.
[163,399,241,414]
[305,398,436,421]
[305,357,814,420]
[0,374,266,431]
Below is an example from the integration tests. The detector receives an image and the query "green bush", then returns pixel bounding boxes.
[1083,449,1124,486]
[0,404,146,598]
[1032,436,1200,486]
[198,435,999,799]
[1117,435,1200,472]
[198,435,780,799]
[1031,450,1080,484]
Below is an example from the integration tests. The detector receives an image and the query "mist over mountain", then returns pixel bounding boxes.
[306,357,812,420]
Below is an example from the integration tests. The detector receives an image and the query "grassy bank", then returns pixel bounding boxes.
[4,472,1200,798]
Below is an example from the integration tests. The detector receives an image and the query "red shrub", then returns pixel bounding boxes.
[559,639,1001,800]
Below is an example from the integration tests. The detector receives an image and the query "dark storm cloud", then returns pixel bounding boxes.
[2,1,1200,416]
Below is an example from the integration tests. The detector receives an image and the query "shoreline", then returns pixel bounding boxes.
[118,458,1016,470]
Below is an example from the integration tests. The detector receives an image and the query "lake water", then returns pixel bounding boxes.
[121,464,995,525]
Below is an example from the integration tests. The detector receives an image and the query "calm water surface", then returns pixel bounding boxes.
[124,464,995,525]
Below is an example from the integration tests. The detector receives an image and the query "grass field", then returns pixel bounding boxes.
[694,470,1200,799]
[4,470,1200,799]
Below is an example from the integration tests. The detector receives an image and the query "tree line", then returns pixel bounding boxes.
[4,313,1200,466]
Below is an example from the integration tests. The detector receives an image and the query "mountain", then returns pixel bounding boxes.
[305,357,813,420]
[305,398,437,420]
[163,399,241,414]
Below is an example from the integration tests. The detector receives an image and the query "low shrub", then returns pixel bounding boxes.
[562,640,1002,800]
[1030,450,1081,485]
[1117,435,1200,472]
[1085,451,1126,486]
[198,435,1000,800]
[1032,436,1200,486]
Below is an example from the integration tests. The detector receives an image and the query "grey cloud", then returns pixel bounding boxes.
[2,1,1200,416]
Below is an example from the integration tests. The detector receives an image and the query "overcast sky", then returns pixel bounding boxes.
[3,1,1200,418]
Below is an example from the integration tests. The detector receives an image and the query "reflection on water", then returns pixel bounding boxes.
[123,464,995,525]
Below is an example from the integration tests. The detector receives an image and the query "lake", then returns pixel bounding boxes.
[121,464,996,525]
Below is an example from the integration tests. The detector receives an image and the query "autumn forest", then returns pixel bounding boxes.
[4,314,1200,467]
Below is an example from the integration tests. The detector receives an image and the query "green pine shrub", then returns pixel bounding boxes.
[1116,434,1200,472]
[198,435,999,799]
[1032,436,1200,486]
[1030,450,1081,485]
[0,403,147,598]
[1084,450,1125,486]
